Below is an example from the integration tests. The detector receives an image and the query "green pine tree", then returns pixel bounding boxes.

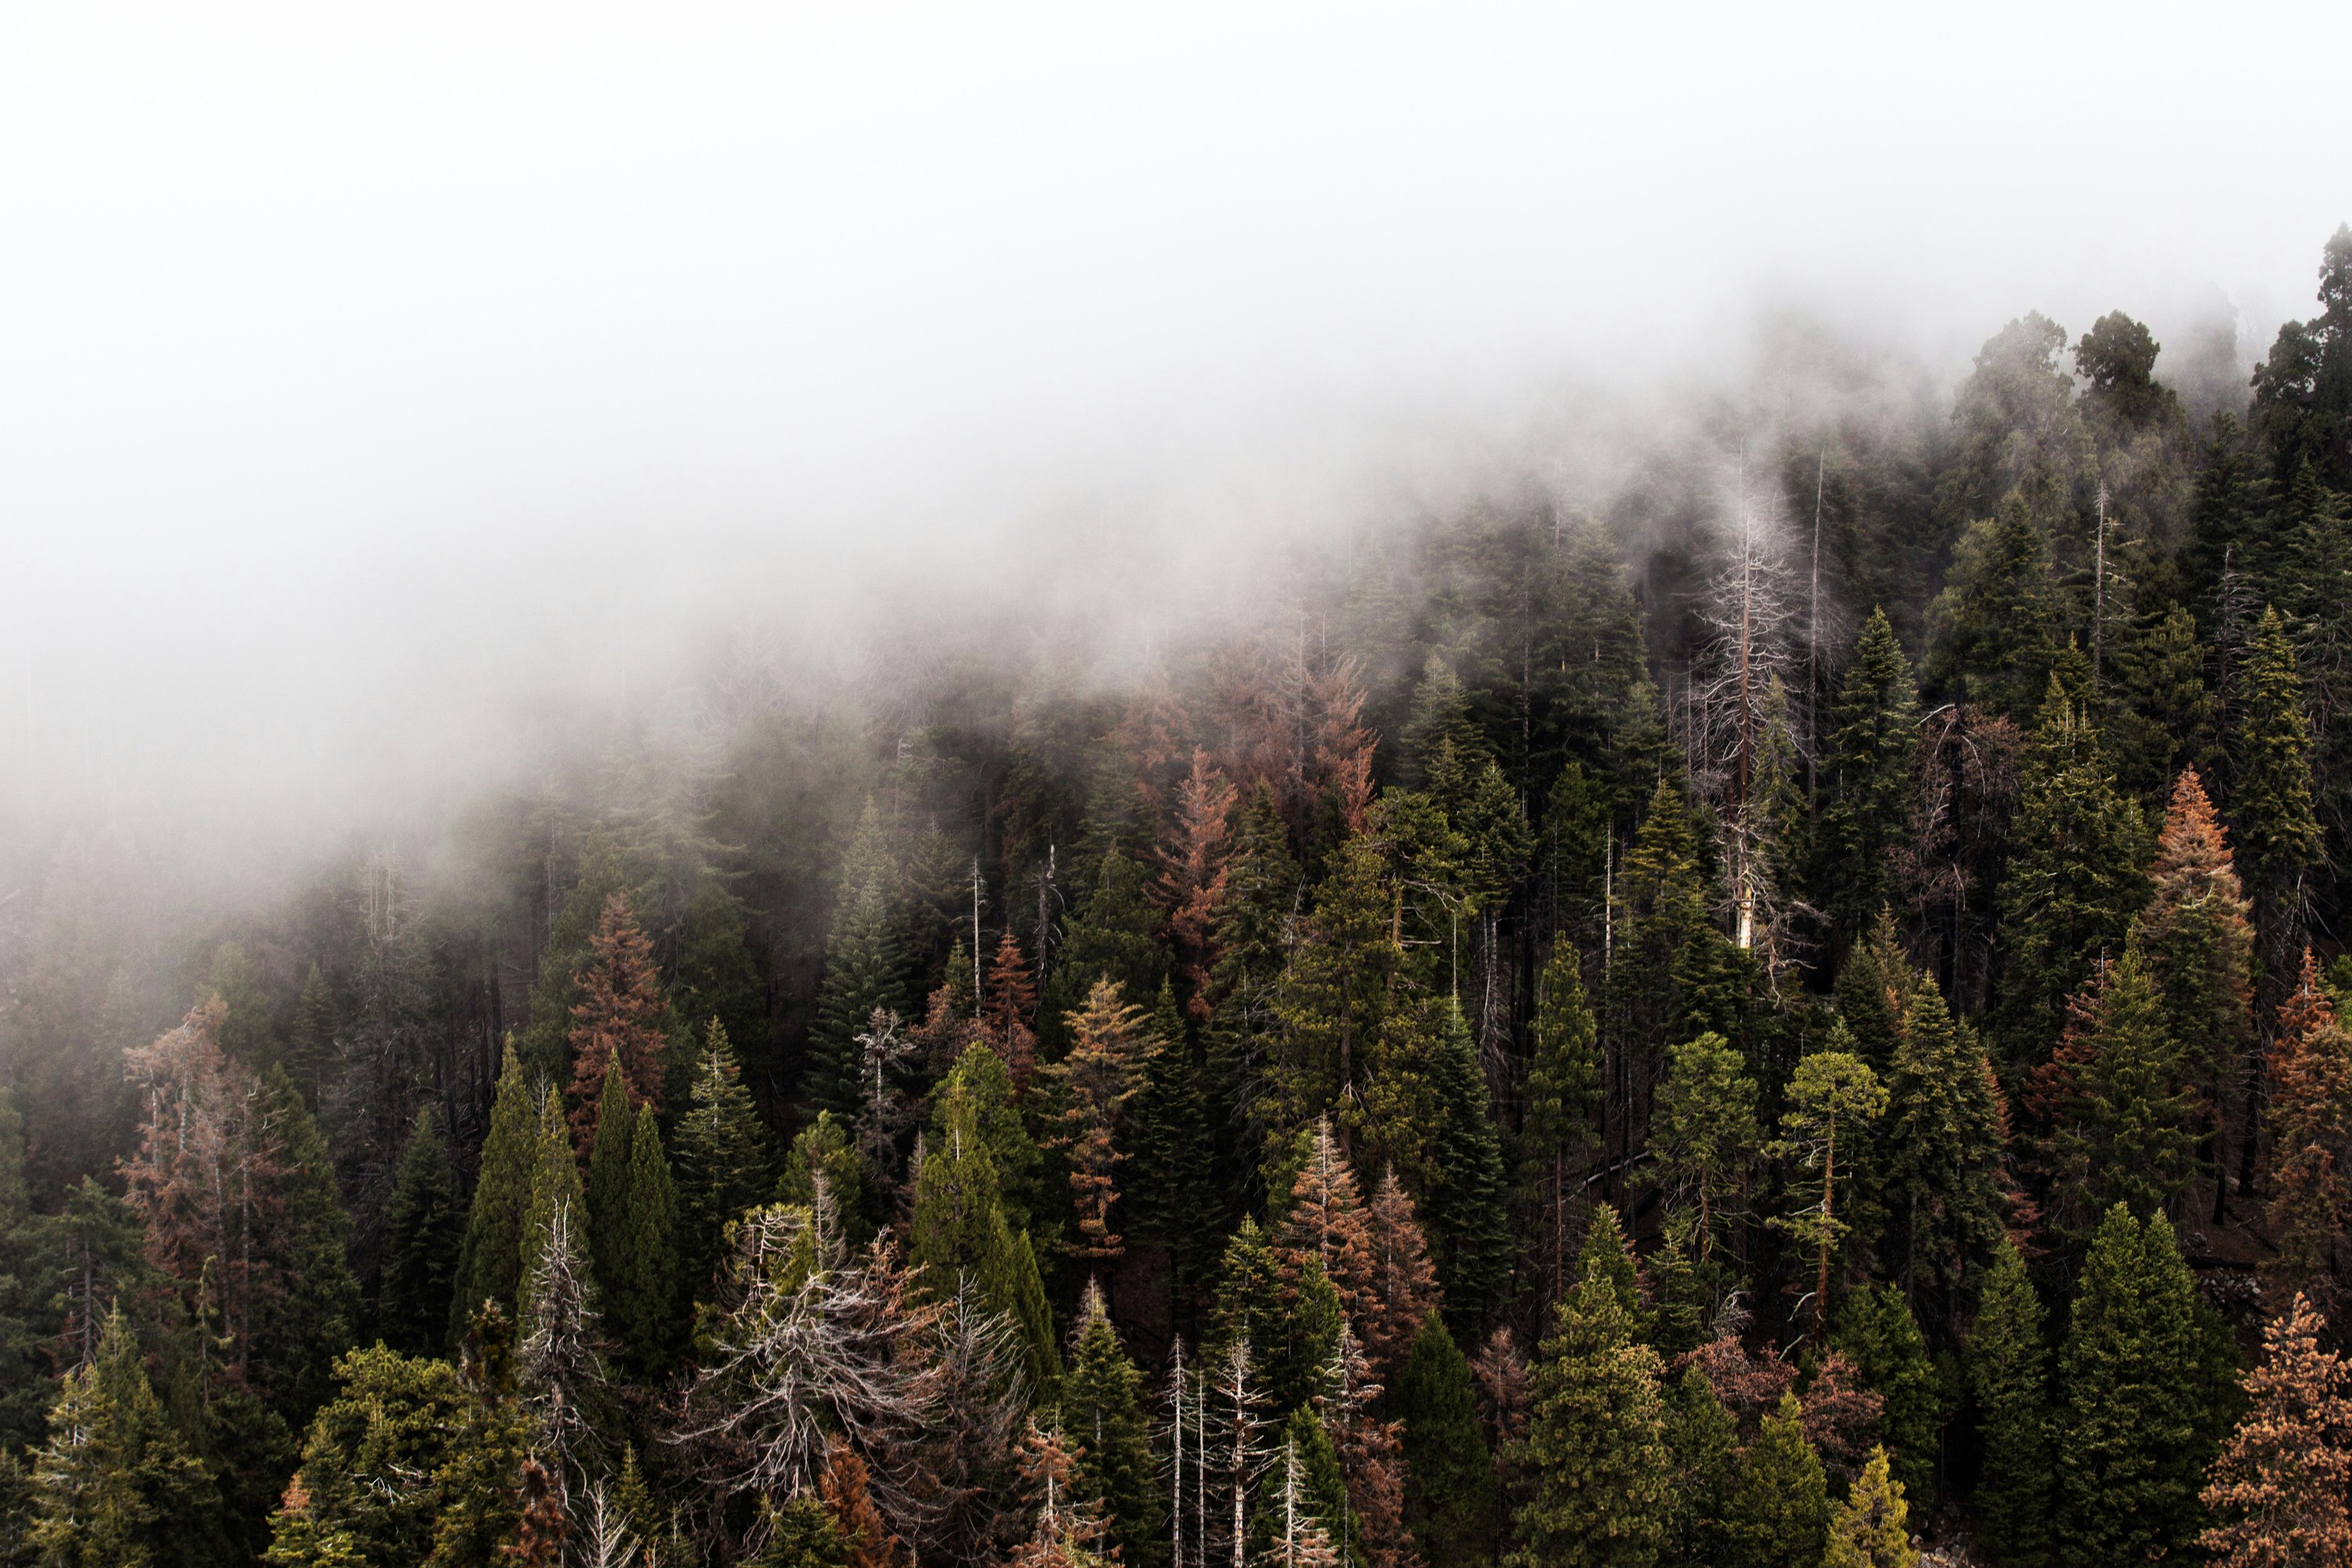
[1396,1312,1497,1568]
[1653,1033,1759,1267]
[910,1073,1060,1394]
[252,1064,361,1428]
[778,1110,872,1241]
[1881,965,2005,1335]
[380,1106,465,1357]
[1720,1391,1830,1568]
[1966,1239,2049,1567]
[1661,1365,1737,1566]
[263,1344,485,1567]
[31,1306,222,1568]
[1519,935,1600,1302]
[1815,610,1919,949]
[2233,608,2324,901]
[1823,1446,1915,1568]
[607,1105,681,1375]
[449,1042,538,1340]
[1831,1285,1940,1508]
[2054,1205,2229,1566]
[1062,1283,1163,1568]
[583,1057,638,1312]
[1421,1002,1512,1332]
[804,800,910,1121]
[1926,490,2060,724]
[1124,983,1223,1325]
[1506,1236,1671,1568]
[517,1087,585,1321]
[673,1019,774,1292]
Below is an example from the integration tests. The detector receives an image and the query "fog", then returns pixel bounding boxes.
[3,0,2347,858]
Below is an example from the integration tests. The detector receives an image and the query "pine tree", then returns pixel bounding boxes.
[1968,1239,2051,1567]
[1994,677,2151,1072]
[1063,1281,1165,1568]
[2132,768,2255,1200]
[1661,1366,1737,1566]
[758,1494,851,1568]
[1519,935,1599,1305]
[2234,608,2325,902]
[1126,983,1222,1319]
[1363,1169,1442,1375]
[1396,1313,1497,1568]
[1273,833,1405,1142]
[1926,491,2060,724]
[911,1073,1061,1394]
[285,962,336,1111]
[0,1087,45,1454]
[1505,1236,1671,1568]
[2265,953,2352,1305]
[1653,1032,1759,1266]
[451,1042,539,1338]
[1157,750,1240,1025]
[1816,609,1920,949]
[2199,1292,2352,1568]
[1041,845,1170,1061]
[673,1019,773,1292]
[607,1103,682,1375]
[1881,965,2005,1334]
[1273,1116,1379,1345]
[256,1061,362,1427]
[1719,1391,1830,1568]
[264,1345,479,1566]
[2056,1205,2227,1566]
[380,1105,465,1356]
[517,1085,587,1325]
[1203,782,1300,1184]
[1608,782,1736,1105]
[983,929,1043,1096]
[565,893,672,1156]
[32,1306,220,1568]
[1420,1003,1512,1332]
[1823,1446,1915,1568]
[1830,1285,1939,1508]
[780,1110,873,1243]
[585,1057,639,1303]
[807,800,911,1122]
[1771,1042,1886,1341]
[1042,979,1149,1259]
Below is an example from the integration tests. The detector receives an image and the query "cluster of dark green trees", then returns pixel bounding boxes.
[0,227,2350,1566]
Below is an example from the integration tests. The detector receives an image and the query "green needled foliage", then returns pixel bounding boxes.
[2035,941,2196,1235]
[1421,1001,1512,1333]
[911,1073,1060,1395]
[32,1306,222,1568]
[1040,844,1169,1062]
[1397,1312,1497,1568]
[1124,982,1222,1322]
[1823,1446,1916,1568]
[1653,1033,1759,1266]
[1507,1236,1671,1568]
[1967,1239,2050,1567]
[1519,935,1599,1298]
[1063,1283,1163,1568]
[2055,1205,2230,1567]
[1661,1365,1737,1566]
[1815,610,1919,952]
[517,1087,585,1322]
[1831,1284,1940,1508]
[380,1105,465,1357]
[1926,490,2060,724]
[449,1042,537,1341]
[255,1062,361,1429]
[779,1109,873,1242]
[1720,1391,1830,1568]
[263,1346,475,1567]
[584,1057,638,1304]
[673,1019,774,1291]
[2234,608,2324,896]
[1880,964,2005,1338]
[606,1104,681,1374]
[805,798,911,1123]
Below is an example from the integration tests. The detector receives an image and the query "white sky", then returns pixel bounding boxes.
[2,1,2347,842]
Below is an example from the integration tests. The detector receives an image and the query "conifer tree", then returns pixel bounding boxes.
[1273,833,1404,1141]
[520,1087,587,1321]
[1043,978,1150,1260]
[1881,966,2005,1332]
[780,1110,873,1243]
[1363,1169,1442,1374]
[1063,1281,1165,1568]
[1823,1446,1916,1568]
[1608,782,1735,1104]
[937,1040,1051,1241]
[983,929,1043,1096]
[1926,491,2059,724]
[673,1018,773,1291]
[256,1061,362,1426]
[565,893,672,1156]
[911,1073,1060,1394]
[1273,1116,1379,1342]
[1994,677,2151,1071]
[0,1088,44,1454]
[1282,1406,1362,1568]
[2132,768,2255,1202]
[1831,1285,1939,1507]
[2234,608,2325,906]
[264,1344,481,1566]
[452,1041,539,1338]
[1968,1239,2051,1567]
[1573,1205,1642,1325]
[1719,1391,1830,1568]
[1396,1313,1497,1568]
[1653,1032,1759,1265]
[285,961,335,1111]
[2199,1292,2352,1568]
[1420,1003,1512,1330]
[380,1104,465,1356]
[585,1056,639,1299]
[1505,1232,1671,1568]
[2265,953,2352,1305]
[1816,609,1920,949]
[1127,982,1222,1318]
[1772,1040,1886,1339]
[1042,845,1170,1060]
[2039,939,2198,1232]
[1519,935,1599,1305]
[1203,782,1300,1174]
[2056,1205,2227,1566]
[1157,750,1240,1023]
[807,800,911,1122]
[32,1306,220,1568]
[1660,1366,1737,1566]
[607,1102,682,1374]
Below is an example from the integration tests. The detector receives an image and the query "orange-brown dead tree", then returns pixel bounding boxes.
[565,894,670,1157]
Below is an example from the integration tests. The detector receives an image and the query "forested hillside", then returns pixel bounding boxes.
[3,228,2351,1566]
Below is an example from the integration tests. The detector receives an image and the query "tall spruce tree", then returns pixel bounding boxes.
[1519,935,1600,1305]
[1062,1282,1162,1568]
[607,1102,682,1374]
[673,1018,774,1292]
[1831,1285,1939,1507]
[1397,1312,1497,1568]
[1882,959,2006,1333]
[1926,491,2060,724]
[584,1057,639,1304]
[450,1041,538,1339]
[1652,1032,1759,1267]
[806,800,911,1122]
[2055,1205,2229,1566]
[31,1306,221,1568]
[380,1105,466,1356]
[1720,1391,1830,1568]
[1967,1238,2051,1567]
[1420,1002,1512,1332]
[1816,609,1920,949]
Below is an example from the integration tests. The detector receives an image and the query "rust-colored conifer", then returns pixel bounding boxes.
[2201,1292,2352,1567]
[2267,953,2352,1305]
[983,930,1040,1094]
[1156,750,1239,1022]
[1363,1167,1440,1373]
[1275,1116,1379,1337]
[566,894,670,1156]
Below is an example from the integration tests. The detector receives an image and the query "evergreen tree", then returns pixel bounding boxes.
[584,1057,639,1308]
[1652,1032,1759,1266]
[1968,1239,2051,1567]
[2198,1291,2352,1568]
[2264,953,2352,1306]
[252,1062,361,1427]
[2031,942,2196,1234]
[1926,491,2060,724]
[2056,1205,2227,1566]
[1273,832,1405,1144]
[779,1110,873,1243]
[1396,1312,1497,1568]
[1831,1286,1938,1507]
[1880,964,2005,1334]
[758,1494,851,1568]
[1062,1282,1163,1568]
[518,1087,586,1322]
[285,963,336,1112]
[1608,782,1737,1102]
[263,1348,477,1566]
[31,1306,220,1568]
[1771,1040,1886,1340]
[1719,1391,1830,1568]
[606,1105,681,1375]
[0,1087,45,1454]
[1041,979,1149,1260]
[2233,608,2324,948]
[1506,1233,1671,1568]
[1519,935,1599,1305]
[1272,1116,1379,1350]
[1419,1003,1512,1332]
[1125,983,1222,1319]
[380,1105,465,1356]
[1363,1168,1442,1375]
[1816,609,1920,949]
[450,1042,538,1338]
[1041,845,1169,1061]
[1660,1365,1737,1566]
[1823,1446,1915,1568]
[564,892,672,1156]
[806,800,910,1122]
[911,1072,1061,1394]
[1994,676,2151,1072]
[673,1019,773,1292]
